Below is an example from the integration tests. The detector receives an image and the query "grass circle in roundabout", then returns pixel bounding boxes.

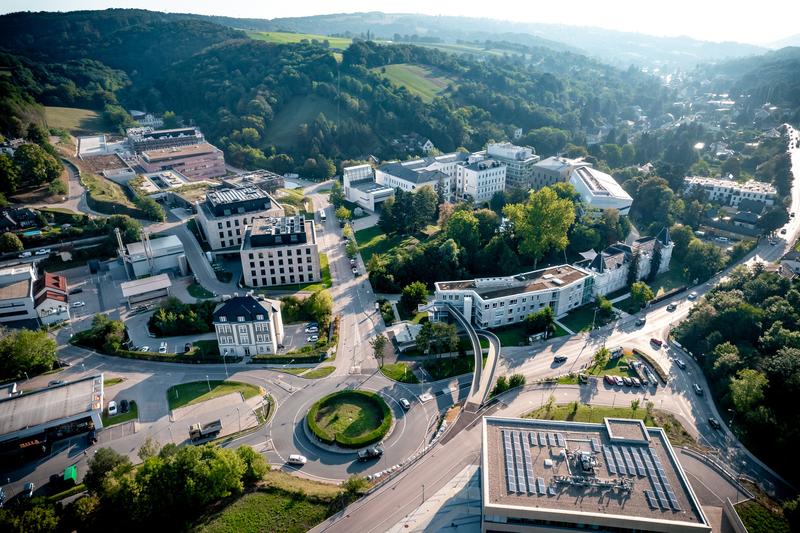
[306,390,393,448]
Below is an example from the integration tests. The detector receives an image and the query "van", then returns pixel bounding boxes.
[715,236,729,243]
[694,231,705,238]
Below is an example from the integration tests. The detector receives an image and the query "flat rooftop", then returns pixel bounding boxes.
[436,265,589,300]
[120,273,171,297]
[207,186,271,206]
[483,417,708,530]
[141,142,218,162]
[0,375,104,438]
[572,166,632,200]
[352,179,393,194]
[126,235,183,261]
[243,217,315,249]
[0,278,31,300]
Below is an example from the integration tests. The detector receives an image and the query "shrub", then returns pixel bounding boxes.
[306,390,392,448]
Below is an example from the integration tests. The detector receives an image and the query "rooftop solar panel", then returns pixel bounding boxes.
[602,446,617,475]
[512,431,526,493]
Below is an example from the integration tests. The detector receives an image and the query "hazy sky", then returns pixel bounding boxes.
[3,0,798,45]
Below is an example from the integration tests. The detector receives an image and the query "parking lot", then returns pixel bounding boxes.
[280,323,319,353]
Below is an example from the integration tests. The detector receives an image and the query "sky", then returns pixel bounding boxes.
[3,0,799,46]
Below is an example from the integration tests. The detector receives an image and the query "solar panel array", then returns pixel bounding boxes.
[512,431,528,493]
[612,446,628,475]
[591,438,601,453]
[503,430,517,493]
[649,448,682,511]
[602,445,616,474]
[621,447,636,475]
[521,433,535,493]
[501,428,563,498]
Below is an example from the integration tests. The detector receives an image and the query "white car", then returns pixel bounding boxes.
[352,267,358,275]
[35,248,51,255]
[107,401,117,416]
[305,326,319,333]
[287,454,307,465]
[71,301,85,308]
[399,398,411,410]
[687,291,698,301]
[159,342,168,354]
[18,251,32,258]
[307,335,319,343]
[140,346,150,352]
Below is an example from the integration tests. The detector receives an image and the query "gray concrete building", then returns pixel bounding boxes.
[240,215,320,288]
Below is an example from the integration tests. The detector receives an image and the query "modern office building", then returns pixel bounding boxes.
[531,156,590,190]
[213,294,284,356]
[120,234,187,279]
[196,186,285,251]
[481,416,711,532]
[569,166,633,215]
[486,142,540,189]
[138,142,226,180]
[221,169,285,193]
[127,126,204,154]
[455,154,507,204]
[240,214,320,288]
[683,176,777,207]
[434,264,593,328]
[376,160,452,194]
[342,164,394,212]
[580,229,673,296]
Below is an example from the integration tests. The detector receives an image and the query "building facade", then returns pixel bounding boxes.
[455,155,507,204]
[34,272,70,325]
[121,234,187,279]
[213,295,284,356]
[530,156,589,191]
[486,142,540,189]
[683,176,777,207]
[196,186,285,251]
[569,166,633,215]
[138,142,226,180]
[434,265,593,328]
[127,127,204,153]
[375,161,450,194]
[240,215,320,288]
[342,164,394,212]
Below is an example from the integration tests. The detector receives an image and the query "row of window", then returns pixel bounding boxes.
[249,263,312,278]
[246,248,312,260]
[250,273,313,286]
[248,255,313,269]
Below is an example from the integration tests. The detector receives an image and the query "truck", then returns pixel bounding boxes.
[189,420,222,442]
[357,446,384,461]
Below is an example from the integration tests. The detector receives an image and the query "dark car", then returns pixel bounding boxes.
[635,317,646,327]
[604,375,615,385]
[69,287,83,295]
[553,355,567,364]
[357,446,384,461]
[694,384,704,395]
[119,399,129,413]
[708,417,721,430]
[87,428,98,444]
[622,377,633,387]
[675,359,686,370]
[184,342,192,353]
[666,303,677,312]
[650,338,663,348]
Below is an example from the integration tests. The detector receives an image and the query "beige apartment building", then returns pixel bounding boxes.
[240,215,320,288]
[196,186,284,251]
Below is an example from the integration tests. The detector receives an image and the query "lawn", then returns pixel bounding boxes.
[246,30,353,50]
[102,400,138,427]
[380,362,419,383]
[735,500,791,533]
[189,339,221,358]
[650,265,687,297]
[276,187,310,215]
[396,304,427,323]
[197,489,332,533]
[300,366,336,379]
[44,106,104,135]
[354,225,406,264]
[188,282,215,299]
[80,172,135,207]
[104,377,123,387]
[584,352,640,379]
[490,323,568,347]
[167,381,262,411]
[371,63,457,103]
[614,296,643,315]
[424,355,475,380]
[559,305,606,333]
[314,393,385,440]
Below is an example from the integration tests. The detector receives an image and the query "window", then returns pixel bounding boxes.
[220,317,227,322]
[217,222,223,229]
[237,316,245,323]
[256,314,264,321]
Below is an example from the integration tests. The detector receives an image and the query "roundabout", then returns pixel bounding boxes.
[306,389,392,449]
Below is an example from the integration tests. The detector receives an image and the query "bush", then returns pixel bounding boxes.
[491,373,526,397]
[306,390,392,448]
[148,298,215,336]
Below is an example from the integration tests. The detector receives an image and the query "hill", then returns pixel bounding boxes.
[371,63,457,102]
[247,31,353,50]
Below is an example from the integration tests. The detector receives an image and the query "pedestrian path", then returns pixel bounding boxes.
[554,319,575,335]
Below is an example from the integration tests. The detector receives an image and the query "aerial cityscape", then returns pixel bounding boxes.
[0,3,800,532]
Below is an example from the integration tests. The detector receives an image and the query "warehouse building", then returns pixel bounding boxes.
[120,234,187,279]
[120,274,172,307]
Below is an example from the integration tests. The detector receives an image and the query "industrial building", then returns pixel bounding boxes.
[196,186,285,251]
[240,214,320,288]
[120,274,172,307]
[481,416,711,532]
[119,234,188,279]
[0,375,104,463]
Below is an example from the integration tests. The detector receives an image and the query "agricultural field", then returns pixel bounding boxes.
[246,31,353,50]
[44,106,104,136]
[371,63,458,102]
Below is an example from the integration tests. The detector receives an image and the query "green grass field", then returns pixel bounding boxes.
[559,305,602,333]
[735,500,791,533]
[246,30,353,50]
[167,381,262,411]
[300,366,336,379]
[380,362,419,383]
[525,403,652,425]
[80,172,135,207]
[262,95,340,149]
[44,106,104,135]
[354,226,406,264]
[313,393,386,440]
[188,282,215,299]
[372,63,457,102]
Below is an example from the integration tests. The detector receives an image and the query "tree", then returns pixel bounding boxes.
[648,242,662,281]
[329,181,345,207]
[711,341,742,376]
[729,368,768,414]
[503,187,575,265]
[630,281,654,309]
[335,206,352,222]
[592,347,610,369]
[138,438,160,461]
[683,240,725,282]
[757,207,789,235]
[474,208,501,245]
[342,474,369,496]
[84,447,132,495]
[596,295,614,324]
[370,333,388,367]
[410,185,437,232]
[236,445,269,483]
[524,307,554,335]
[378,195,397,233]
[399,281,427,314]
[0,328,57,380]
[671,225,694,257]
[48,178,67,196]
[630,177,675,227]
[14,143,61,185]
[26,123,50,146]
[491,375,509,397]
[445,210,479,253]
[135,196,166,222]
[508,373,526,388]
[106,215,142,244]
[627,249,640,287]
[630,398,640,413]
[304,289,333,326]
[162,111,179,128]
[0,153,19,193]
[416,321,458,355]
[0,232,23,252]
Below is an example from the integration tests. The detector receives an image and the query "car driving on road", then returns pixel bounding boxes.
[553,355,567,364]
[675,359,686,369]
[687,291,698,300]
[666,303,677,311]
[693,384,704,395]
[357,446,384,461]
[708,417,721,430]
[399,398,411,410]
[287,454,307,466]
[71,301,85,308]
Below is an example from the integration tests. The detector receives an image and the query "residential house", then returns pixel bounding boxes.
[213,294,284,356]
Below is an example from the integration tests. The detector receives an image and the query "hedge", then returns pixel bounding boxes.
[73,339,239,365]
[633,348,668,384]
[306,390,392,449]
[250,353,327,365]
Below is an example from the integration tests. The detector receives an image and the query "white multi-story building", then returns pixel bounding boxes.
[434,264,593,328]
[240,215,320,288]
[683,176,777,207]
[342,164,394,212]
[455,154,507,204]
[0,265,70,325]
[213,294,284,357]
[531,156,590,190]
[569,166,633,215]
[196,186,285,251]
[486,142,540,189]
[581,229,673,296]
[376,160,451,195]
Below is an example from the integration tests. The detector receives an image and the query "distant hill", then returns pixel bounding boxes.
[203,11,766,69]
[768,34,800,49]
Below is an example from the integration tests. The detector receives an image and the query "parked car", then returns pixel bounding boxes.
[693,384,704,396]
[18,251,32,258]
[666,303,677,312]
[287,454,307,466]
[769,238,778,245]
[140,346,150,352]
[708,417,721,430]
[307,335,319,343]
[184,342,192,353]
[781,228,788,235]
[604,375,615,385]
[119,399,129,413]
[305,326,319,333]
[352,267,359,275]
[622,377,633,387]
[48,380,65,387]
[399,398,411,410]
[107,401,117,416]
[69,287,83,295]
[687,291,698,300]
[614,376,624,386]
[635,317,646,327]
[349,258,356,266]
[553,355,567,364]
[631,377,641,387]
[22,482,34,498]
[159,342,168,353]
[675,359,686,370]
[71,301,85,308]
[35,248,51,255]
[57,359,70,367]
[650,338,663,348]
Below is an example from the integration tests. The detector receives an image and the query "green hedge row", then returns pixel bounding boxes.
[74,340,238,365]
[306,390,392,449]
[249,353,327,365]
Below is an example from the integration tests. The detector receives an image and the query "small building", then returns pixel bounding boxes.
[221,169,285,193]
[481,416,711,532]
[569,166,633,215]
[0,265,38,324]
[34,272,70,325]
[781,251,800,274]
[120,274,172,307]
[195,186,285,252]
[120,234,186,279]
[213,294,284,357]
[732,210,760,230]
[240,215,320,288]
[0,375,104,462]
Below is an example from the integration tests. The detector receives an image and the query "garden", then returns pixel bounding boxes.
[306,390,392,448]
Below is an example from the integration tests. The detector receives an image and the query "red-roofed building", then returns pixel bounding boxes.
[34,272,70,325]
